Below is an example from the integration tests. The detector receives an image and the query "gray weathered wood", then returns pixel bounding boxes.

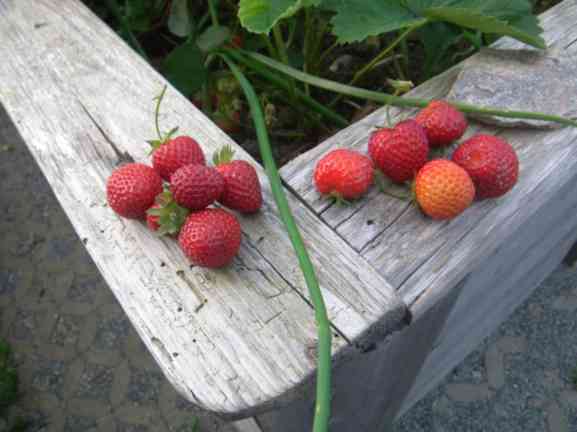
[0,0,406,418]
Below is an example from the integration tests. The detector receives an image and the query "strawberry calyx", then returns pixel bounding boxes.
[329,191,351,207]
[147,189,190,236]
[212,145,236,166]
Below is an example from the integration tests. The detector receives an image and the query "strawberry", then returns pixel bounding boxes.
[106,163,163,219]
[314,149,374,202]
[213,146,262,213]
[415,159,475,220]
[452,134,519,199]
[170,164,224,210]
[415,100,468,147]
[146,190,190,235]
[368,119,429,183]
[178,208,242,268]
[146,204,161,231]
[151,136,206,181]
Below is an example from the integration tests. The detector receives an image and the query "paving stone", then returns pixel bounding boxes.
[546,402,569,432]
[75,363,114,400]
[559,390,577,409]
[127,369,164,404]
[446,383,494,403]
[541,370,566,392]
[63,415,98,432]
[0,271,18,296]
[551,295,577,312]
[110,360,131,407]
[496,336,528,354]
[30,358,66,397]
[93,316,130,351]
[485,344,506,390]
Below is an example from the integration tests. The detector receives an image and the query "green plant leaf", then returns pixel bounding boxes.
[419,21,463,78]
[238,0,322,34]
[124,0,165,32]
[197,25,231,52]
[163,42,207,96]
[322,0,544,48]
[168,0,193,37]
[423,7,545,48]
[322,0,424,43]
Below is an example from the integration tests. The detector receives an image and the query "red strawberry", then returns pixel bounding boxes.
[106,163,163,219]
[213,146,262,213]
[170,164,224,210]
[414,159,475,220]
[146,204,161,231]
[415,100,468,147]
[452,134,519,199]
[314,149,374,202]
[368,119,429,183]
[152,136,206,181]
[178,208,241,268]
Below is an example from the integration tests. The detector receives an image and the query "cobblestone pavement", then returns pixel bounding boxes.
[2,105,577,432]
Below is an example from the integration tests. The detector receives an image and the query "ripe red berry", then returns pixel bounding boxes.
[106,163,163,219]
[170,164,224,211]
[146,204,161,231]
[314,149,374,201]
[213,146,262,213]
[368,119,429,183]
[178,208,242,268]
[415,100,468,147]
[452,134,519,199]
[152,136,205,181]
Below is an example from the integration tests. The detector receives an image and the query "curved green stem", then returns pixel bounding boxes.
[245,51,577,128]
[153,85,168,141]
[330,22,424,107]
[272,25,297,99]
[105,0,148,60]
[219,53,333,432]
[222,49,347,127]
[207,0,219,26]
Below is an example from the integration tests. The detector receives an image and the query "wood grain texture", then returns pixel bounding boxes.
[280,0,577,306]
[0,0,406,417]
[399,170,577,416]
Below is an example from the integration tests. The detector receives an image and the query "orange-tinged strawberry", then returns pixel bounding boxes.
[415,159,475,220]
[415,100,467,147]
[314,149,374,202]
[452,134,518,199]
[368,119,429,183]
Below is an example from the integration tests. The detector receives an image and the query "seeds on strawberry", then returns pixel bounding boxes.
[106,163,163,219]
[152,136,206,181]
[213,146,262,213]
[178,208,242,268]
[452,134,519,199]
[369,119,429,183]
[314,149,374,202]
[415,100,468,147]
[415,159,475,220]
[170,164,224,211]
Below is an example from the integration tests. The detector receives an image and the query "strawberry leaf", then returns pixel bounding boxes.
[238,0,322,34]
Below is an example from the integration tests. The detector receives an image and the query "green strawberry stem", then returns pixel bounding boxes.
[219,53,332,432]
[153,85,168,142]
[223,49,348,127]
[241,50,577,128]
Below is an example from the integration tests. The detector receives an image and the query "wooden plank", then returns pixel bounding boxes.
[0,0,406,417]
[232,418,263,432]
[256,281,462,432]
[280,2,577,300]
[398,168,577,416]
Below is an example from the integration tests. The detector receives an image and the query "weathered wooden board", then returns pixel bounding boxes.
[280,0,577,307]
[257,279,462,432]
[399,167,577,416]
[0,0,407,418]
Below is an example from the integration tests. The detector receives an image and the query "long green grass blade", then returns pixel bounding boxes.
[219,54,333,432]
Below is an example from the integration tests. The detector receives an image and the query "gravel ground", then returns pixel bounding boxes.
[1,105,577,432]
